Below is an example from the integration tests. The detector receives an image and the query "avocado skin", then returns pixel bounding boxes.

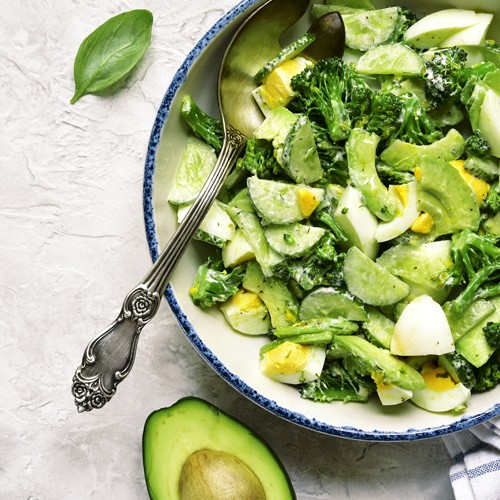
[142,397,296,500]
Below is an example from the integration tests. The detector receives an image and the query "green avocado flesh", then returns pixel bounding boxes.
[142,397,295,500]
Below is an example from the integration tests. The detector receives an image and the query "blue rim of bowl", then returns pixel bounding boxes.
[143,0,500,441]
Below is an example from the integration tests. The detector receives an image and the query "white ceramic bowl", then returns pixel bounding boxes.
[144,0,500,440]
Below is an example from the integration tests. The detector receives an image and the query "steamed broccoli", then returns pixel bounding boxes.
[483,181,500,214]
[181,94,224,153]
[190,259,245,308]
[484,322,500,350]
[310,121,350,185]
[465,131,491,157]
[363,91,403,140]
[388,7,418,43]
[441,230,500,315]
[300,359,375,403]
[276,233,345,290]
[423,47,468,110]
[236,139,282,179]
[290,58,371,142]
[443,351,500,393]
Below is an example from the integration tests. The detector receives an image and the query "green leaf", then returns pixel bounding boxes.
[71,9,153,104]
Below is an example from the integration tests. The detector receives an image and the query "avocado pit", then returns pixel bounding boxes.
[179,449,266,500]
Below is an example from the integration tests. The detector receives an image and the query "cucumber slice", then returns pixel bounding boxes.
[226,207,284,277]
[299,287,367,321]
[363,307,395,350]
[264,223,325,258]
[343,246,410,306]
[356,43,425,76]
[342,7,400,51]
[404,9,482,49]
[243,261,299,328]
[247,176,324,225]
[222,229,255,268]
[177,200,236,248]
[281,115,324,184]
[376,240,453,304]
[254,34,316,85]
[167,136,217,205]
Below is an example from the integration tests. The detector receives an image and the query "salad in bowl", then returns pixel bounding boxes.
[146,0,500,440]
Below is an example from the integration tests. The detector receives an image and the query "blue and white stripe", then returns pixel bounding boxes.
[443,416,500,499]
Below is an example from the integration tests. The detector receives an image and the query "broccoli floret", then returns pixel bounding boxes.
[376,163,415,185]
[300,359,375,403]
[443,351,500,393]
[180,94,224,152]
[364,91,403,140]
[189,259,245,308]
[388,7,418,43]
[483,181,500,214]
[465,131,491,157]
[290,58,371,142]
[423,47,468,110]
[474,351,500,392]
[236,139,281,179]
[484,322,500,350]
[441,230,500,315]
[310,121,349,185]
[276,233,345,290]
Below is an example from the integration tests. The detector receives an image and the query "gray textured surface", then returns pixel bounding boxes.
[1,1,454,498]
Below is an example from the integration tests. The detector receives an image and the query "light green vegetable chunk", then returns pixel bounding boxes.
[376,240,454,304]
[346,128,399,221]
[330,335,425,390]
[243,261,298,328]
[264,223,325,257]
[343,246,410,306]
[416,155,480,236]
[168,136,217,205]
[299,287,367,321]
[380,128,465,172]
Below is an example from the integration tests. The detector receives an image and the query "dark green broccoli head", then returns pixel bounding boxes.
[423,47,468,110]
[484,322,500,350]
[483,181,500,214]
[465,132,491,157]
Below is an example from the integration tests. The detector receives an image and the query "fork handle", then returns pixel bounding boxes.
[71,127,246,412]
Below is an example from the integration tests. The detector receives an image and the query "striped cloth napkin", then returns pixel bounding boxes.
[442,416,500,500]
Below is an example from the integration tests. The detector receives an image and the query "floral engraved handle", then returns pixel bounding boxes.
[72,285,160,412]
[72,122,246,412]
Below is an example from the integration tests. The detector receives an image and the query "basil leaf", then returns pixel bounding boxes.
[71,9,153,104]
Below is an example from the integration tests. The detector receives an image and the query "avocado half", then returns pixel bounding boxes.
[142,397,296,500]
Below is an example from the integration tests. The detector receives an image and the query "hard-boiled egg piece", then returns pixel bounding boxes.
[376,181,420,242]
[254,57,311,111]
[220,289,271,335]
[260,341,326,385]
[372,373,413,406]
[391,295,455,356]
[411,360,471,412]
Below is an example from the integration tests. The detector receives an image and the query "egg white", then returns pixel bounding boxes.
[411,382,471,412]
[376,181,420,242]
[391,294,455,356]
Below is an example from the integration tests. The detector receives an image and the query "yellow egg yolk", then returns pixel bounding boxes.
[297,188,320,217]
[258,58,307,109]
[230,289,264,313]
[450,160,490,203]
[411,212,434,234]
[421,363,456,392]
[264,341,311,375]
